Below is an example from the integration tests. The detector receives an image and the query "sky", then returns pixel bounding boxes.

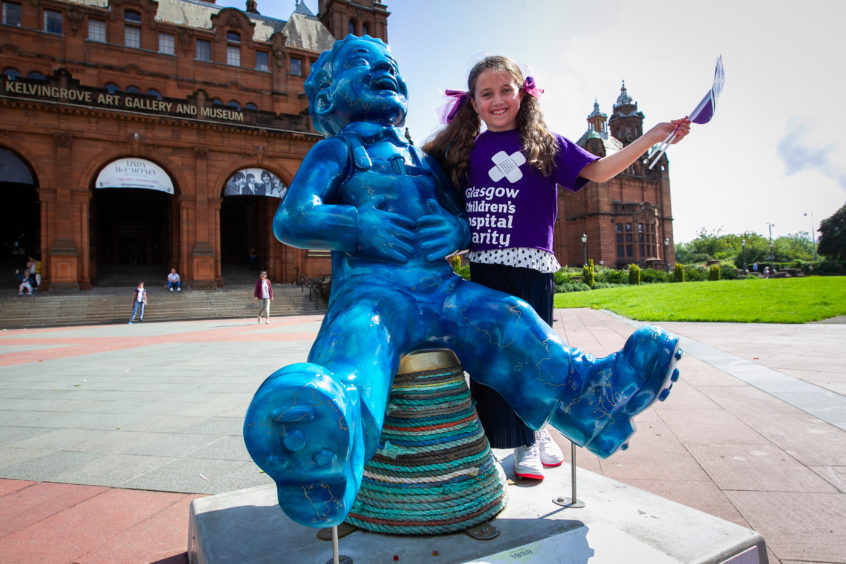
[218,0,846,244]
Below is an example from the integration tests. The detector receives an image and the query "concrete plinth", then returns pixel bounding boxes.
[188,451,766,564]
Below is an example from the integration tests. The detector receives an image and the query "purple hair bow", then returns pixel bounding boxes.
[523,76,543,98]
[440,89,470,124]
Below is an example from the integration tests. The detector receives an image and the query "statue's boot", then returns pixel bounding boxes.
[243,363,364,528]
[548,326,683,458]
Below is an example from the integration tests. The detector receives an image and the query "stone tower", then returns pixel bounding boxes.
[608,81,645,146]
[317,0,390,41]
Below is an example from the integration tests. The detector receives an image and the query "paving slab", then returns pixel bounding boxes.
[188,456,766,564]
[1,310,845,563]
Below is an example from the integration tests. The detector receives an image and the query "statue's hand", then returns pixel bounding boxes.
[354,196,416,262]
[417,199,464,262]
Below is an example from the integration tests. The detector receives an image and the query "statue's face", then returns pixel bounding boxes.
[323,39,408,129]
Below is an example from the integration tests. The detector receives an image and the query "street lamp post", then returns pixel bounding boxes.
[741,238,747,274]
[767,222,775,274]
[581,233,587,266]
[664,237,670,272]
[804,212,817,262]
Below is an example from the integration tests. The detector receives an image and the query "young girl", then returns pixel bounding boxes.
[424,55,690,480]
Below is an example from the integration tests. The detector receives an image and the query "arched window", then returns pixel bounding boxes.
[125,85,141,94]
[2,68,21,79]
[213,98,223,106]
[227,100,241,111]
[226,31,240,43]
[244,102,257,110]
[146,89,162,99]
[104,82,120,94]
[362,22,369,36]
[27,72,46,80]
[348,19,356,35]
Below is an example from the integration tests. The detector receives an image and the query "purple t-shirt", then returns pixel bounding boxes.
[465,129,597,253]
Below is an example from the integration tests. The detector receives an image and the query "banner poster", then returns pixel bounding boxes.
[224,168,287,198]
[95,158,174,194]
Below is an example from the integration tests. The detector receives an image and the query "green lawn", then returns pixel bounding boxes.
[553,276,846,323]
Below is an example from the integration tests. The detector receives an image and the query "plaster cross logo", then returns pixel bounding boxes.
[488,150,526,183]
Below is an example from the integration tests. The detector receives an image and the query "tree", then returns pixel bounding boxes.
[818,203,846,261]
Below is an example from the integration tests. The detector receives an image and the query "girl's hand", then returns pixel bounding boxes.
[650,117,691,144]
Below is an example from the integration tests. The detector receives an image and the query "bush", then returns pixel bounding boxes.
[450,255,470,280]
[628,264,641,285]
[640,268,672,284]
[684,265,708,281]
[582,259,595,288]
[720,263,739,280]
[817,261,845,274]
[673,263,685,282]
[709,264,721,281]
[554,267,583,285]
[595,268,625,285]
[556,281,592,293]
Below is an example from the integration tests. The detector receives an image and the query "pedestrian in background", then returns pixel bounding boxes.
[254,271,273,324]
[129,282,147,324]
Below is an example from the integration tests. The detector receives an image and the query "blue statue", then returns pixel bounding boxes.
[243,35,682,529]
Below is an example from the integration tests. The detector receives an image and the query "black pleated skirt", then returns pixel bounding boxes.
[467,262,555,449]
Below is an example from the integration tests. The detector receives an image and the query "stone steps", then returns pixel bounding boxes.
[0,283,327,329]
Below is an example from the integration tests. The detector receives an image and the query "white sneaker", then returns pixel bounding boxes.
[169,288,174,292]
[513,443,544,480]
[536,428,565,467]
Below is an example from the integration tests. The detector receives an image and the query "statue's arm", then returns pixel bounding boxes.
[272,137,357,253]
[415,154,471,261]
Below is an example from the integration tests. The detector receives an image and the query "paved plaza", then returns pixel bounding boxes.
[0,309,844,563]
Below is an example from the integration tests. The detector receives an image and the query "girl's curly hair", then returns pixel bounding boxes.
[423,56,559,195]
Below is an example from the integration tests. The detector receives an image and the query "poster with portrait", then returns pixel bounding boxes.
[95,158,174,194]
[224,168,287,198]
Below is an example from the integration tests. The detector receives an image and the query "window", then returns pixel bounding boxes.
[244,102,257,110]
[124,10,141,48]
[2,2,22,27]
[255,51,269,71]
[146,89,161,99]
[616,223,633,258]
[2,67,21,79]
[227,45,240,66]
[227,100,241,110]
[348,20,355,35]
[289,57,303,76]
[196,39,211,61]
[125,85,141,94]
[27,71,45,80]
[104,82,120,94]
[362,22,369,35]
[88,19,106,42]
[226,31,240,43]
[158,32,174,54]
[44,9,62,34]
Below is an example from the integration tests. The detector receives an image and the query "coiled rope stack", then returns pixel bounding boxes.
[346,349,507,535]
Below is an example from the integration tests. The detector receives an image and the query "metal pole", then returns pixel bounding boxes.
[767,223,775,274]
[552,441,585,509]
[332,526,340,564]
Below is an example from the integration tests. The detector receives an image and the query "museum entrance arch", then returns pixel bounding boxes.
[0,147,39,276]
[90,158,177,285]
[219,167,287,284]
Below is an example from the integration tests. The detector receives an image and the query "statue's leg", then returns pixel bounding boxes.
[243,290,414,528]
[443,280,682,458]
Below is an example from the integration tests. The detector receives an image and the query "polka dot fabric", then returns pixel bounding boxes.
[467,248,560,273]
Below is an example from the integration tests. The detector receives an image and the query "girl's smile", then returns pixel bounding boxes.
[471,69,523,132]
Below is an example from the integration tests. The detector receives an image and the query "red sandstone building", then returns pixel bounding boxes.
[1,0,673,291]
[0,0,388,289]
[560,84,675,271]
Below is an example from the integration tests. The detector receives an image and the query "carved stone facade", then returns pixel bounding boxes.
[0,0,385,290]
[558,84,676,270]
